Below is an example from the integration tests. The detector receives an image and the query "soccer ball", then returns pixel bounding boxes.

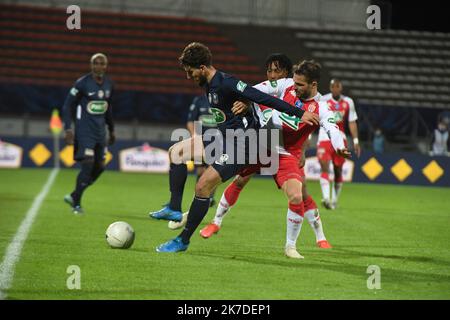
[105,221,135,249]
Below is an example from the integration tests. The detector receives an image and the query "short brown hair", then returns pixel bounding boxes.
[179,42,212,68]
[294,60,321,83]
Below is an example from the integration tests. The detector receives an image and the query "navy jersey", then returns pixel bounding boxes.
[62,73,114,141]
[187,95,216,134]
[204,71,305,134]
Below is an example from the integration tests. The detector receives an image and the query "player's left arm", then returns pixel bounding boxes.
[105,85,115,145]
[319,102,351,158]
[227,78,319,126]
[347,97,360,157]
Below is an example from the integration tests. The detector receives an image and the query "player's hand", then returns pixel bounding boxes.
[232,100,250,115]
[108,131,116,145]
[301,111,319,126]
[354,143,361,158]
[337,148,351,158]
[64,129,74,145]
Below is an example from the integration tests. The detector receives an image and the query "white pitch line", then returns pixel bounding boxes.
[0,169,59,300]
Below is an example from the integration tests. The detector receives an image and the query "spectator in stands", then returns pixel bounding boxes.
[373,127,384,154]
[429,119,449,156]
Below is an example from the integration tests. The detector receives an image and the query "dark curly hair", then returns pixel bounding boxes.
[179,42,212,68]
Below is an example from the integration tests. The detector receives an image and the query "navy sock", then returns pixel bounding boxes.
[179,196,210,244]
[90,162,105,183]
[169,163,187,211]
[72,160,94,206]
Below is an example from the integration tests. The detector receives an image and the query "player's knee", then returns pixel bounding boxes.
[289,192,303,205]
[233,175,247,188]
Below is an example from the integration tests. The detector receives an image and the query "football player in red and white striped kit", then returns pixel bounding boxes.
[318,79,360,210]
[201,61,350,258]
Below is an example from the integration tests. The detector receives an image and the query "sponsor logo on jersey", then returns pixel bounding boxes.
[236,81,248,92]
[209,108,226,124]
[333,111,344,123]
[198,114,217,127]
[295,100,303,109]
[262,109,273,122]
[87,101,109,114]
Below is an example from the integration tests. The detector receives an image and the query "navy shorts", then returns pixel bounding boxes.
[202,130,256,182]
[74,137,106,162]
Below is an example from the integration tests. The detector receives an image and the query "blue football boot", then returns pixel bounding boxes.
[156,236,189,253]
[149,205,183,222]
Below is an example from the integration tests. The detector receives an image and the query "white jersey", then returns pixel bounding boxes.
[318,93,357,143]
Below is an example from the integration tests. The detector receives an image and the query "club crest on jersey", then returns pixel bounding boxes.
[236,81,247,92]
[208,93,219,105]
[98,90,104,99]
[270,80,277,88]
[308,104,316,112]
[105,90,110,98]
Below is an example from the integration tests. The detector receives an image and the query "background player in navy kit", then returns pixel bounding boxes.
[187,94,218,207]
[62,53,115,214]
[152,42,319,252]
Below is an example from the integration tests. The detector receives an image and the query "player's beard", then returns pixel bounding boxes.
[197,74,207,87]
[296,88,312,100]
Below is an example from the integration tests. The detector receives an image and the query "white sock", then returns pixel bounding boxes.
[335,182,343,201]
[286,209,303,248]
[304,209,326,242]
[320,176,331,202]
[213,193,231,227]
[331,184,337,204]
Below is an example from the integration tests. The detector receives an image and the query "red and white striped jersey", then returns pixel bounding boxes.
[318,93,357,143]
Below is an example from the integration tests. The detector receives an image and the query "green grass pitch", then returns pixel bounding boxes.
[0,168,449,299]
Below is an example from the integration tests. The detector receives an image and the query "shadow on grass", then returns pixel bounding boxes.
[188,250,450,286]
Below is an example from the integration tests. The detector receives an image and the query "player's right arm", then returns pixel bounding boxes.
[186,97,200,137]
[62,80,83,145]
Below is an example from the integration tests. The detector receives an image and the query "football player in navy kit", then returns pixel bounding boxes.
[152,42,319,252]
[62,53,115,214]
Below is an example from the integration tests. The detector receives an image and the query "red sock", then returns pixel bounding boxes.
[224,181,242,206]
[303,195,318,212]
[320,172,329,181]
[288,201,305,217]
